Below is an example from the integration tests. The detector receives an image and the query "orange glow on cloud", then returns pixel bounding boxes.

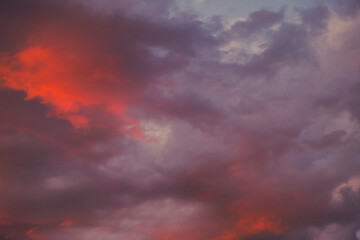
[26,227,42,240]
[215,214,282,240]
[151,230,199,240]
[0,46,132,128]
[60,218,77,228]
[236,215,282,235]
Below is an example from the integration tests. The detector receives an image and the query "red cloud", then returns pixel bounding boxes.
[0,46,133,128]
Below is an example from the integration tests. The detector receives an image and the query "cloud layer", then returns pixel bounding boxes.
[0,0,360,239]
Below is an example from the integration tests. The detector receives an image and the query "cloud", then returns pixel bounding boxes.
[332,176,360,203]
[0,0,360,240]
[333,0,360,17]
[230,9,284,37]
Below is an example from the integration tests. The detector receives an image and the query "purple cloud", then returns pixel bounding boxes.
[0,0,360,240]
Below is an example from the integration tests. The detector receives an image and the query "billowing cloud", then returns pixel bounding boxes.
[0,0,360,240]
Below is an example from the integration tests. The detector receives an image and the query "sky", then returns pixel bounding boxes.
[0,0,360,240]
[176,0,316,20]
